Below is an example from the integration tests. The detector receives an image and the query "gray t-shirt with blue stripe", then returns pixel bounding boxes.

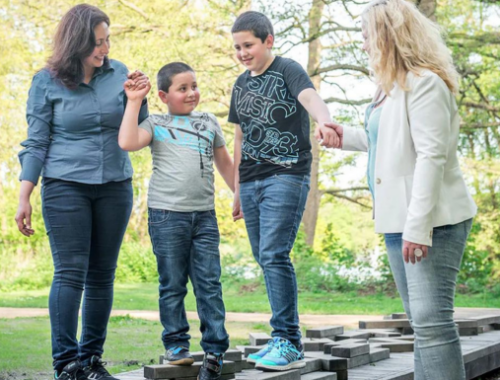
[139,112,225,212]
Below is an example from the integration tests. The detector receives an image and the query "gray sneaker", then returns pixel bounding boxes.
[165,346,194,366]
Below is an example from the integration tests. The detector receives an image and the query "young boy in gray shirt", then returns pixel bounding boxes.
[118,62,233,380]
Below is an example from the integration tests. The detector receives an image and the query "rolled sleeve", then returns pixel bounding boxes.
[403,74,452,246]
[19,73,53,185]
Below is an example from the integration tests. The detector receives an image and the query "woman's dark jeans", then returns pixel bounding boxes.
[42,178,133,371]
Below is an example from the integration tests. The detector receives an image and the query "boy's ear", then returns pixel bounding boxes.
[265,34,274,49]
[158,90,169,104]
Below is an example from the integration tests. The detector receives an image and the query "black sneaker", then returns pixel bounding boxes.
[197,353,223,380]
[165,346,194,366]
[54,361,87,380]
[83,356,117,380]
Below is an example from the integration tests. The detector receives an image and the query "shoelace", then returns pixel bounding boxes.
[271,341,295,358]
[89,358,110,377]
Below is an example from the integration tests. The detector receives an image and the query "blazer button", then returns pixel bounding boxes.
[376,178,381,184]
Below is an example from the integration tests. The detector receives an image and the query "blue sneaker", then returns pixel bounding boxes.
[255,338,306,371]
[247,338,277,364]
[165,346,194,366]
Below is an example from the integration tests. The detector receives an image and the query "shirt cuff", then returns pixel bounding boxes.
[19,156,44,185]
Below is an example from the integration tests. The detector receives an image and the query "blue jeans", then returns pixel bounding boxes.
[41,178,133,371]
[239,174,310,345]
[385,218,473,380]
[148,208,229,353]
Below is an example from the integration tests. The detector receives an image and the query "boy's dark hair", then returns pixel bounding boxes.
[157,62,194,92]
[47,4,110,89]
[231,11,274,42]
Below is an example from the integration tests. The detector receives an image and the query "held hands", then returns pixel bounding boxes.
[15,200,34,237]
[124,70,151,101]
[232,193,244,222]
[315,122,343,148]
[323,122,343,149]
[402,240,429,264]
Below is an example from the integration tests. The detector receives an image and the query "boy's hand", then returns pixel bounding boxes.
[124,77,151,101]
[323,122,343,149]
[232,193,244,221]
[314,123,340,148]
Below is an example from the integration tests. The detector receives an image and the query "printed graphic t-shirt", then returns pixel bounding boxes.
[228,56,315,183]
[139,112,225,212]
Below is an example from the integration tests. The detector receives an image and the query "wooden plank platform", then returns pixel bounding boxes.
[115,311,500,380]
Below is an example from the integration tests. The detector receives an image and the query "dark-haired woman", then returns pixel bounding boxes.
[15,4,148,380]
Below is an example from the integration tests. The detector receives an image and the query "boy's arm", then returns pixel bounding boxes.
[118,79,153,152]
[214,145,235,192]
[232,125,244,221]
[297,88,340,148]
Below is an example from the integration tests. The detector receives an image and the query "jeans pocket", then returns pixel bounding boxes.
[208,209,218,222]
[273,174,306,188]
[148,208,171,225]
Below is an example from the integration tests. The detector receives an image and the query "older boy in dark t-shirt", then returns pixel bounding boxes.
[228,11,339,372]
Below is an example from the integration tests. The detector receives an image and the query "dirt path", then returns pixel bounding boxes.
[0,307,384,328]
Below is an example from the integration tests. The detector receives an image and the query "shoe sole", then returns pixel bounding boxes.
[167,358,194,366]
[255,360,306,372]
[246,357,257,364]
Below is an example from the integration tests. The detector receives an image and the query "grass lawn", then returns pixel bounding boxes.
[0,316,270,379]
[1,282,499,315]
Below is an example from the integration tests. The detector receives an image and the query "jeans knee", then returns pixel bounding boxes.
[259,251,292,269]
[413,321,459,348]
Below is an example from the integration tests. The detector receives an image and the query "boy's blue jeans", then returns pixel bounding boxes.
[239,174,310,346]
[148,208,229,354]
[42,178,133,371]
[385,218,473,380]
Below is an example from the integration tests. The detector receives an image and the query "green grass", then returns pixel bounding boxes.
[0,316,269,378]
[1,282,500,315]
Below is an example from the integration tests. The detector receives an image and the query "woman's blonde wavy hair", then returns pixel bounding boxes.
[361,0,459,95]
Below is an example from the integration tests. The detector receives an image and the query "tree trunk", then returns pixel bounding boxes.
[415,0,437,21]
[303,0,325,246]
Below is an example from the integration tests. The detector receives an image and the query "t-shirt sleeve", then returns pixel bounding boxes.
[228,82,240,124]
[138,116,154,141]
[282,60,315,99]
[209,113,226,148]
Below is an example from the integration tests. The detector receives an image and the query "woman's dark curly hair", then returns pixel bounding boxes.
[47,4,110,89]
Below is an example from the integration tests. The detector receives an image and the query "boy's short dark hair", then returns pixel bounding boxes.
[157,62,194,92]
[231,11,274,42]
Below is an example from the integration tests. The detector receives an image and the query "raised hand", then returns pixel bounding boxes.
[124,76,151,101]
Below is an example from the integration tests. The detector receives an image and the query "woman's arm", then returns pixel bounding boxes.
[403,73,452,247]
[15,180,36,236]
[16,73,53,236]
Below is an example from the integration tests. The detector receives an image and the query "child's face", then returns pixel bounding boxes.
[160,71,200,115]
[232,31,274,75]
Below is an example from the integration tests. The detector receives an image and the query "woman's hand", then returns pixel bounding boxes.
[15,200,34,237]
[403,240,429,264]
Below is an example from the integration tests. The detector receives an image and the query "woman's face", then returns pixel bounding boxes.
[362,27,370,56]
[83,22,110,70]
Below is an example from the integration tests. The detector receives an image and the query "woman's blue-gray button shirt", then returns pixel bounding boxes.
[19,59,148,185]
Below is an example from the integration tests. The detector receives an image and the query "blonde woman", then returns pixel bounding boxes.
[329,1,477,379]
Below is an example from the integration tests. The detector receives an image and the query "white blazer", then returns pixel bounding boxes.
[342,70,477,246]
